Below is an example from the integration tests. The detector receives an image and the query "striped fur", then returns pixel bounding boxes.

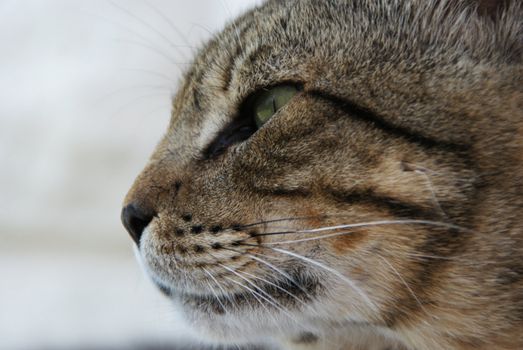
[123,1,523,349]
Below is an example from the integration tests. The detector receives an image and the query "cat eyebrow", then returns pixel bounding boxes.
[306,90,471,154]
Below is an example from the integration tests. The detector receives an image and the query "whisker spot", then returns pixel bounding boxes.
[211,225,223,233]
[191,225,204,234]
[194,245,205,253]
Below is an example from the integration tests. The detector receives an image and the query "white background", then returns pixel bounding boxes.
[0,1,259,349]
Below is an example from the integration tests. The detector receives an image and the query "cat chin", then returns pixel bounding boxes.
[175,303,401,349]
[171,293,364,344]
[174,301,309,345]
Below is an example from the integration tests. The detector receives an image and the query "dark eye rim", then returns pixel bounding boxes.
[202,82,303,160]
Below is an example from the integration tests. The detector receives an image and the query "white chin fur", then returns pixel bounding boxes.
[132,226,378,347]
[132,227,150,276]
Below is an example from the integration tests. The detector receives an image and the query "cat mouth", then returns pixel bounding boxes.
[154,272,322,315]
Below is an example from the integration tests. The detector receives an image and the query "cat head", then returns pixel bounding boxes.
[122,0,522,347]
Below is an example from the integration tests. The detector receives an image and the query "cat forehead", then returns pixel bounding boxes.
[173,0,519,109]
[165,0,521,151]
[166,5,299,148]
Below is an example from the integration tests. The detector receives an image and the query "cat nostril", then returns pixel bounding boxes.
[121,203,155,245]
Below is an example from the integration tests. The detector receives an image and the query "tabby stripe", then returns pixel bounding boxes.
[254,186,468,326]
[307,90,470,153]
[222,12,257,92]
[256,186,442,221]
[254,187,312,198]
[326,186,469,327]
[326,187,439,221]
[382,222,471,328]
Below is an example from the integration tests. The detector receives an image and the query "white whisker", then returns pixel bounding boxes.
[250,219,471,246]
[143,0,194,55]
[404,252,457,261]
[108,0,188,58]
[242,216,324,228]
[120,68,176,83]
[261,230,357,245]
[223,274,289,333]
[246,253,311,297]
[269,247,378,313]
[223,276,264,311]
[295,219,467,234]
[205,279,228,313]
[376,254,429,316]
[220,0,244,53]
[240,270,308,307]
[219,264,286,311]
[220,264,305,328]
[415,169,448,219]
[114,38,188,68]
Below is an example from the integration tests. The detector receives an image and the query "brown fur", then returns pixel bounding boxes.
[123,1,523,349]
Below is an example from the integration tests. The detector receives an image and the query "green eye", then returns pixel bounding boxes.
[252,85,298,128]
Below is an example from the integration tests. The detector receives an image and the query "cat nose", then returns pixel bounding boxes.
[121,203,155,245]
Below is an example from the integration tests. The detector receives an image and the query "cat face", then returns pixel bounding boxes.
[122,0,523,348]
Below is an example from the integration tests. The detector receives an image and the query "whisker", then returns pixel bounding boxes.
[202,267,225,294]
[187,22,215,44]
[404,252,498,265]
[376,254,429,315]
[223,276,264,312]
[122,67,175,82]
[256,220,469,245]
[219,264,305,328]
[107,0,188,58]
[79,9,172,55]
[232,278,288,333]
[78,9,187,71]
[219,264,285,311]
[253,245,378,313]
[220,0,244,53]
[245,253,312,297]
[246,219,471,240]
[222,274,302,337]
[239,213,427,230]
[220,246,285,263]
[414,168,447,219]
[404,252,460,261]
[258,230,358,245]
[205,251,255,311]
[222,273,290,328]
[288,219,466,234]
[143,0,194,52]
[95,83,173,102]
[240,215,326,229]
[232,270,308,330]
[202,268,229,314]
[240,268,308,307]
[109,93,171,116]
[114,38,190,68]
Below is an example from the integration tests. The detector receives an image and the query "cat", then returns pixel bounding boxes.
[121,0,523,349]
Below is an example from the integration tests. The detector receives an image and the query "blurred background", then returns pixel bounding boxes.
[0,1,260,349]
